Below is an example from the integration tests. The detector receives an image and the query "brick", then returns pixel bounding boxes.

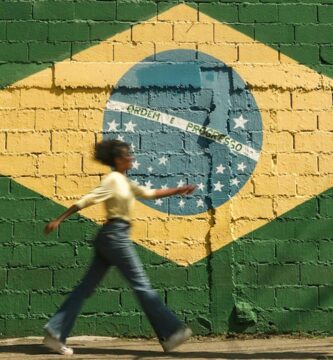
[276,241,318,262]
[0,43,28,62]
[95,314,141,336]
[64,89,109,109]
[215,24,254,43]
[7,132,50,153]
[301,264,333,285]
[239,4,278,23]
[0,177,10,195]
[292,91,332,110]
[319,111,333,131]
[276,111,317,131]
[318,5,333,23]
[232,198,274,219]
[54,267,85,288]
[52,131,95,153]
[6,318,46,337]
[234,264,257,285]
[0,245,30,266]
[0,110,35,130]
[0,270,6,287]
[100,267,129,289]
[121,289,161,311]
[0,294,29,315]
[294,218,332,241]
[38,154,82,176]
[239,43,279,63]
[133,23,172,42]
[117,1,157,21]
[251,89,291,110]
[199,3,238,23]
[187,265,209,285]
[0,2,32,19]
[56,175,99,197]
[76,1,116,20]
[35,199,65,221]
[279,5,317,23]
[83,290,120,313]
[7,21,48,41]
[32,244,74,266]
[35,109,78,130]
[295,25,333,44]
[159,2,197,21]
[319,240,333,261]
[0,89,20,108]
[255,24,294,43]
[276,287,318,309]
[0,22,5,40]
[276,154,317,175]
[295,132,333,152]
[146,266,187,288]
[29,42,71,62]
[14,220,58,243]
[89,22,130,41]
[174,23,213,42]
[280,44,319,65]
[20,88,63,109]
[197,43,237,63]
[319,154,333,174]
[33,1,74,20]
[319,286,333,307]
[114,42,154,62]
[167,289,209,311]
[8,268,52,290]
[72,41,114,62]
[258,264,299,285]
[238,286,275,308]
[30,292,63,314]
[320,45,333,65]
[49,22,90,41]
[233,241,275,263]
[0,199,35,220]
[319,197,333,217]
[254,175,296,196]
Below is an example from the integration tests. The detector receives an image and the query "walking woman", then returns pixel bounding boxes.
[42,139,196,355]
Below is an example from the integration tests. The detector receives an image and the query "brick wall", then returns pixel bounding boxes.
[0,0,332,338]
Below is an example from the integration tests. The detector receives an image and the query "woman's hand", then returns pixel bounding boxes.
[176,184,197,196]
[44,220,61,236]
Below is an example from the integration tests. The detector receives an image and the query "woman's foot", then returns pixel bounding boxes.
[159,326,192,352]
[43,334,74,356]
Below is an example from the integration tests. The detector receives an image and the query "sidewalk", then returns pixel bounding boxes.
[0,335,332,359]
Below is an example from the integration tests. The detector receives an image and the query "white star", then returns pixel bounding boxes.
[216,164,226,174]
[107,120,119,132]
[233,115,248,129]
[196,199,204,208]
[178,199,185,208]
[158,156,168,165]
[213,181,224,192]
[197,182,205,191]
[177,179,186,188]
[231,178,240,187]
[116,134,124,141]
[124,120,137,132]
[237,162,247,172]
[161,184,168,189]
[130,143,136,151]
[155,199,163,206]
[145,180,153,189]
[147,166,153,173]
[132,160,140,169]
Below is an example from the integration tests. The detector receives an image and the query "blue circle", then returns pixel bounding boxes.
[102,50,263,215]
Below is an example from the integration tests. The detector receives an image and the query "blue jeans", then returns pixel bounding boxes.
[44,219,184,343]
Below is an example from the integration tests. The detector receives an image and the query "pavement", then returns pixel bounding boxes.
[0,335,332,360]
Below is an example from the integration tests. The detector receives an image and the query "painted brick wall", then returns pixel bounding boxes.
[0,0,332,338]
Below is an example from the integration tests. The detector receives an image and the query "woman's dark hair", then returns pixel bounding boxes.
[94,139,130,168]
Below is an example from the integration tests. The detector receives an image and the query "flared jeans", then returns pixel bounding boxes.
[44,218,184,343]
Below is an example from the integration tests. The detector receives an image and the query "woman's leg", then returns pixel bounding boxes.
[44,252,111,343]
[97,228,184,340]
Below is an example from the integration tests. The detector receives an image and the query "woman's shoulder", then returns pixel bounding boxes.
[101,171,124,184]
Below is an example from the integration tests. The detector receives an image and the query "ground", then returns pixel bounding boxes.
[0,335,332,359]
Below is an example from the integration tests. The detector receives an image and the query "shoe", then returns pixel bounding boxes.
[43,334,74,356]
[159,326,192,352]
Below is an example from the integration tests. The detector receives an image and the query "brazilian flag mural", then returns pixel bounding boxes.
[0,1,332,337]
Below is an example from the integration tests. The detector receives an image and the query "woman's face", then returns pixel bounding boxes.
[114,147,134,171]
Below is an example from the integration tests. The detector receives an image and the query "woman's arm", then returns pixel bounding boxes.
[44,204,80,236]
[155,185,196,198]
